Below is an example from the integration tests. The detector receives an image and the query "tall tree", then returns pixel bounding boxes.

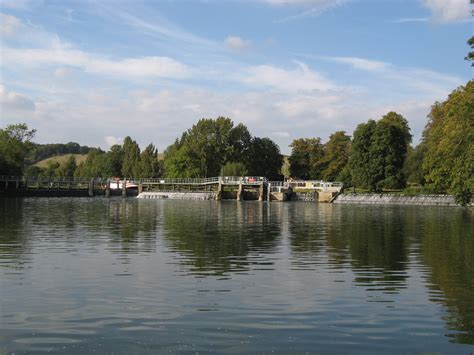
[369,112,412,190]
[104,144,124,177]
[422,80,474,205]
[320,131,351,184]
[246,137,283,180]
[350,120,377,190]
[139,143,161,178]
[121,137,141,178]
[164,117,254,178]
[288,138,325,179]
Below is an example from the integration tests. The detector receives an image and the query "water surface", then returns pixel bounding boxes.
[1,198,473,353]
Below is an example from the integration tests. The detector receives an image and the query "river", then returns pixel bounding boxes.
[0,198,473,353]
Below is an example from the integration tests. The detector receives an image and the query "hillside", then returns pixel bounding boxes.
[35,154,88,168]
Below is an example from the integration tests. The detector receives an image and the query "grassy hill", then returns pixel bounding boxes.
[35,154,88,168]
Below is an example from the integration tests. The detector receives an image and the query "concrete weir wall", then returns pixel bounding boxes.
[333,193,460,206]
[137,192,216,200]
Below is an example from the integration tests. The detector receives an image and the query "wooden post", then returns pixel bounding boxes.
[237,180,243,201]
[138,182,143,194]
[105,181,110,197]
[267,182,271,202]
[88,179,94,197]
[216,182,222,200]
[122,180,127,197]
[258,182,264,201]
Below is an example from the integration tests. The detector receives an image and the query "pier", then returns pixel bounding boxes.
[0,176,343,202]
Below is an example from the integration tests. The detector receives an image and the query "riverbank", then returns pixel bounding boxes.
[333,193,463,206]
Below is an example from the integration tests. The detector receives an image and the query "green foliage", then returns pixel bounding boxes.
[74,149,104,177]
[57,155,77,178]
[422,80,474,205]
[0,123,36,175]
[28,142,91,164]
[350,112,411,191]
[164,117,280,178]
[403,144,426,185]
[246,137,283,180]
[288,138,325,179]
[350,119,377,189]
[320,131,351,185]
[139,143,161,178]
[43,160,60,178]
[121,137,141,177]
[221,161,247,176]
[465,36,474,66]
[104,145,124,177]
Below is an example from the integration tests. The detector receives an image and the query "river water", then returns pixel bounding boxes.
[0,198,473,353]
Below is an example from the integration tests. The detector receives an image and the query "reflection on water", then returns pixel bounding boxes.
[0,198,473,353]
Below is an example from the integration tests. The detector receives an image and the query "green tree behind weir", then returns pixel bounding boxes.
[422,80,474,205]
[164,117,282,178]
[121,136,141,178]
[350,112,411,191]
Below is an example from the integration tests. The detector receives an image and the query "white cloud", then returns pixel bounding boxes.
[225,36,251,51]
[393,17,429,23]
[326,55,462,98]
[104,136,123,147]
[0,13,22,37]
[327,56,389,72]
[243,61,334,92]
[0,84,35,111]
[2,43,190,79]
[264,0,352,22]
[422,0,471,23]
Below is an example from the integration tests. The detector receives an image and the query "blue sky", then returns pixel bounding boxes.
[0,0,472,153]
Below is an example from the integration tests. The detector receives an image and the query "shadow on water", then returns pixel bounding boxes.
[162,201,281,276]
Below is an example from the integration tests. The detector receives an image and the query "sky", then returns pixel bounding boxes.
[0,0,472,154]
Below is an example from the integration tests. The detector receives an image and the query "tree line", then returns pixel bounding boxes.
[1,80,472,204]
[286,81,473,205]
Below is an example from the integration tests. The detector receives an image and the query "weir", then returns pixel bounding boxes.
[0,176,344,202]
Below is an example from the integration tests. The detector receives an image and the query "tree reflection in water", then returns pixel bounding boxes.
[162,201,281,276]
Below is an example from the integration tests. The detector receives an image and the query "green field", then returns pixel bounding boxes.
[35,154,87,168]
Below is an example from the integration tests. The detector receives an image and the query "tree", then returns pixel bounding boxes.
[403,144,426,185]
[75,148,106,177]
[350,113,411,191]
[58,155,77,178]
[43,161,60,178]
[422,81,474,205]
[104,144,123,177]
[350,120,377,190]
[139,143,161,178]
[246,137,283,180]
[288,138,325,179]
[370,112,412,190]
[0,123,36,175]
[121,137,141,178]
[465,36,474,66]
[221,161,247,176]
[320,131,351,184]
[164,117,254,178]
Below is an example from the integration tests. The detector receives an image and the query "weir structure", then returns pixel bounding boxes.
[0,176,343,202]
